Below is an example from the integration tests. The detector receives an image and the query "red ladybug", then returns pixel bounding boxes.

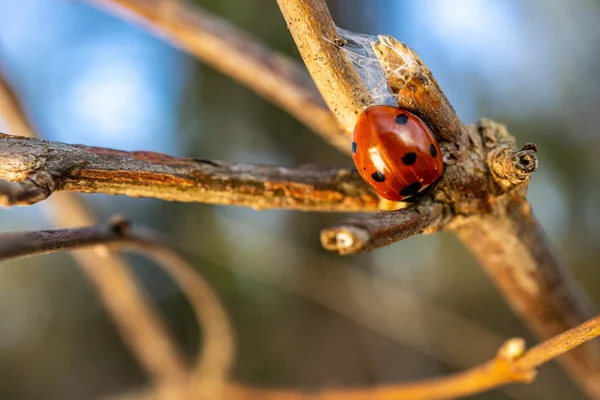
[351,105,443,201]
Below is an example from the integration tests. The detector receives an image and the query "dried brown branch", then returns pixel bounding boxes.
[0,74,189,388]
[224,317,600,400]
[85,0,349,153]
[0,133,378,211]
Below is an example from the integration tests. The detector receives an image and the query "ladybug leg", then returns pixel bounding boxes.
[399,196,418,205]
[416,175,443,200]
[405,176,443,204]
[426,177,442,195]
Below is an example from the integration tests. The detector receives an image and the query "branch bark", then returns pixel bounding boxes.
[454,197,600,396]
[276,0,370,135]
[0,133,378,211]
[321,199,445,254]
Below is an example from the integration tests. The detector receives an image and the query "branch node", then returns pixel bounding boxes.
[489,143,538,190]
[497,337,526,361]
[109,216,132,236]
[320,226,369,255]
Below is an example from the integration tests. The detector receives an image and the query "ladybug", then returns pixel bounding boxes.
[351,105,443,201]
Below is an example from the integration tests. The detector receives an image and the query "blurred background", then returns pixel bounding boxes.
[0,0,599,399]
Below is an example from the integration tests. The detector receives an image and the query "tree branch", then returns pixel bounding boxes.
[0,133,378,211]
[454,197,600,396]
[85,0,350,153]
[276,0,370,135]
[321,200,445,254]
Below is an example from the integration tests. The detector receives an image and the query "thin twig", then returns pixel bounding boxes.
[0,74,189,387]
[0,133,379,211]
[85,0,349,153]
[321,199,445,254]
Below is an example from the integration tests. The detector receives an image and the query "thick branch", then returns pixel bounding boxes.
[0,134,378,211]
[86,0,349,153]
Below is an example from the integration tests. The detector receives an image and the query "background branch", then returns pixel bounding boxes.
[0,221,235,394]
[225,316,600,400]
[0,133,379,211]
[86,0,350,153]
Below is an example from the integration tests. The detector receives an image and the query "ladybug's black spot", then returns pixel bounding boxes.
[352,141,358,154]
[400,182,422,198]
[430,144,438,158]
[371,171,385,182]
[395,113,409,125]
[401,152,417,165]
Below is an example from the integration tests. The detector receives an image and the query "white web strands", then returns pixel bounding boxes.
[333,27,425,109]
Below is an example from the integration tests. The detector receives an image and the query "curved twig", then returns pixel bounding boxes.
[0,220,235,389]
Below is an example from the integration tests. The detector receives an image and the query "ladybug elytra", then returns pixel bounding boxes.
[351,105,443,201]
